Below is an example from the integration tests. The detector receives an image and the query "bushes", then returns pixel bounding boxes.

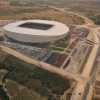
[90,15,100,25]
[9,0,19,6]
[3,56,70,99]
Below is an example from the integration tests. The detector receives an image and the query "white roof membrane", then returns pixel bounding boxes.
[3,20,69,43]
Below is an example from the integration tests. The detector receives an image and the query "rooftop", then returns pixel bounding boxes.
[3,20,69,43]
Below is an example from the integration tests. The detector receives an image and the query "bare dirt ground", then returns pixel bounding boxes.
[0,7,85,25]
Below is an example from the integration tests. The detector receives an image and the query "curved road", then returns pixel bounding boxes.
[49,6,100,100]
[0,6,100,100]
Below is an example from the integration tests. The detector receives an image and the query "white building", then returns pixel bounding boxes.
[3,20,69,43]
[0,0,10,9]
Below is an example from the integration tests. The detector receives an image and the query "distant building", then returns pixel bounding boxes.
[0,0,10,9]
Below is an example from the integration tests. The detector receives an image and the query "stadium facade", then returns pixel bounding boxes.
[3,20,69,43]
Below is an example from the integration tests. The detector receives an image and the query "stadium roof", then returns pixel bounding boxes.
[3,20,69,43]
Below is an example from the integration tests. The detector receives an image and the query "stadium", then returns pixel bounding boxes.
[3,20,69,43]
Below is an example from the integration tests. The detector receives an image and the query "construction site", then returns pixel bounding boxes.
[0,3,100,100]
